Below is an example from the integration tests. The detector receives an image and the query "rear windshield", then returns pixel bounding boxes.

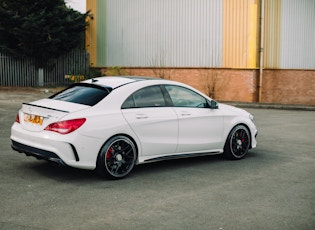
[49,83,111,106]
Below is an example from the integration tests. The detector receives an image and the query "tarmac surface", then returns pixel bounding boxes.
[0,89,314,230]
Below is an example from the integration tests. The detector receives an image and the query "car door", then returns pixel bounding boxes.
[121,85,178,156]
[164,85,224,153]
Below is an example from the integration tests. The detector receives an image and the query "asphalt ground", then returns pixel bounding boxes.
[0,90,314,230]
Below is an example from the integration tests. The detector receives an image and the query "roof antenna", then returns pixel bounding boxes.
[92,78,98,83]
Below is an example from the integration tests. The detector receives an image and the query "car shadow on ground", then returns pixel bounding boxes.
[25,161,99,182]
[134,150,260,174]
[22,151,261,182]
[134,154,223,172]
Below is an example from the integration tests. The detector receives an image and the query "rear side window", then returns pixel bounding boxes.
[50,84,110,106]
[122,85,166,109]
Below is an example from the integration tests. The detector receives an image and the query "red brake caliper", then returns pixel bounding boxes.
[106,148,113,159]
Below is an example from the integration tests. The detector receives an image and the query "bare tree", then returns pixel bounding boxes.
[201,68,228,99]
[150,52,173,80]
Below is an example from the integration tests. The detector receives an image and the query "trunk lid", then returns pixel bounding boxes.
[19,99,90,132]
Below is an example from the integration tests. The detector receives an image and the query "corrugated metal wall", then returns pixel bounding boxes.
[86,0,98,67]
[99,0,223,67]
[264,0,281,68]
[279,0,315,69]
[223,0,259,68]
[264,0,315,69]
[89,0,315,69]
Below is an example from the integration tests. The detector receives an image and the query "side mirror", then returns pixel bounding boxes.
[208,100,218,109]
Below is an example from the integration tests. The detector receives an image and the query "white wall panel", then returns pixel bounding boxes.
[102,0,223,67]
[264,0,315,69]
[279,0,315,69]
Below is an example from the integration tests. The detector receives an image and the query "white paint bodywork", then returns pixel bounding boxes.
[11,77,257,170]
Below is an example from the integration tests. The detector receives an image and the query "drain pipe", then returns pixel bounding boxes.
[259,0,265,102]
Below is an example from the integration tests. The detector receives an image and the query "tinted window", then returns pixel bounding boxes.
[50,84,110,106]
[122,95,135,108]
[165,85,209,108]
[122,86,166,109]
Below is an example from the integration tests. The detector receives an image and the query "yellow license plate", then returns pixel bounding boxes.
[24,113,43,125]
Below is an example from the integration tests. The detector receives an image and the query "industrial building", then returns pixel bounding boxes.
[86,0,315,105]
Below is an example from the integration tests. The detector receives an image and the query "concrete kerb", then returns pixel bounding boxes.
[223,101,315,111]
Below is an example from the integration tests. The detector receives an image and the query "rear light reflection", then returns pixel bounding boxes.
[44,118,86,134]
[15,114,20,123]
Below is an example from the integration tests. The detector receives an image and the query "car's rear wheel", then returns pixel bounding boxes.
[223,125,250,160]
[97,136,137,179]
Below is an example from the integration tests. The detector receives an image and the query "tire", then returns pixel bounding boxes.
[97,136,137,179]
[223,125,250,160]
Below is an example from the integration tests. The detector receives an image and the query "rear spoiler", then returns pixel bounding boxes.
[22,103,69,113]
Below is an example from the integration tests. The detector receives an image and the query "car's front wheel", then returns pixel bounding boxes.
[97,136,137,179]
[223,125,250,160]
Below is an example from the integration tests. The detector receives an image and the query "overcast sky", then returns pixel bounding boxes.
[66,0,86,13]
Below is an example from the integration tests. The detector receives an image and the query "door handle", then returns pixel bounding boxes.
[180,112,191,116]
[136,114,148,119]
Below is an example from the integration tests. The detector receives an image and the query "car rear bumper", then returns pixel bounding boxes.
[11,140,67,166]
[10,123,100,170]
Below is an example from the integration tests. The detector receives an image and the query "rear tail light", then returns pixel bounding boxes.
[44,118,86,134]
[15,113,20,123]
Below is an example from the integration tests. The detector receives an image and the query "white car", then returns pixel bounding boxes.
[11,76,258,179]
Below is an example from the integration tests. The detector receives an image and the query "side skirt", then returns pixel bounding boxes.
[140,151,223,164]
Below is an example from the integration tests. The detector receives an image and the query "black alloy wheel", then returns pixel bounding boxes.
[97,136,137,179]
[224,125,250,159]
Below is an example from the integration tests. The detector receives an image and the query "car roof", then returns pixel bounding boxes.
[82,76,163,89]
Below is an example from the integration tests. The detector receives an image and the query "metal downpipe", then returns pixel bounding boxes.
[259,0,265,102]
